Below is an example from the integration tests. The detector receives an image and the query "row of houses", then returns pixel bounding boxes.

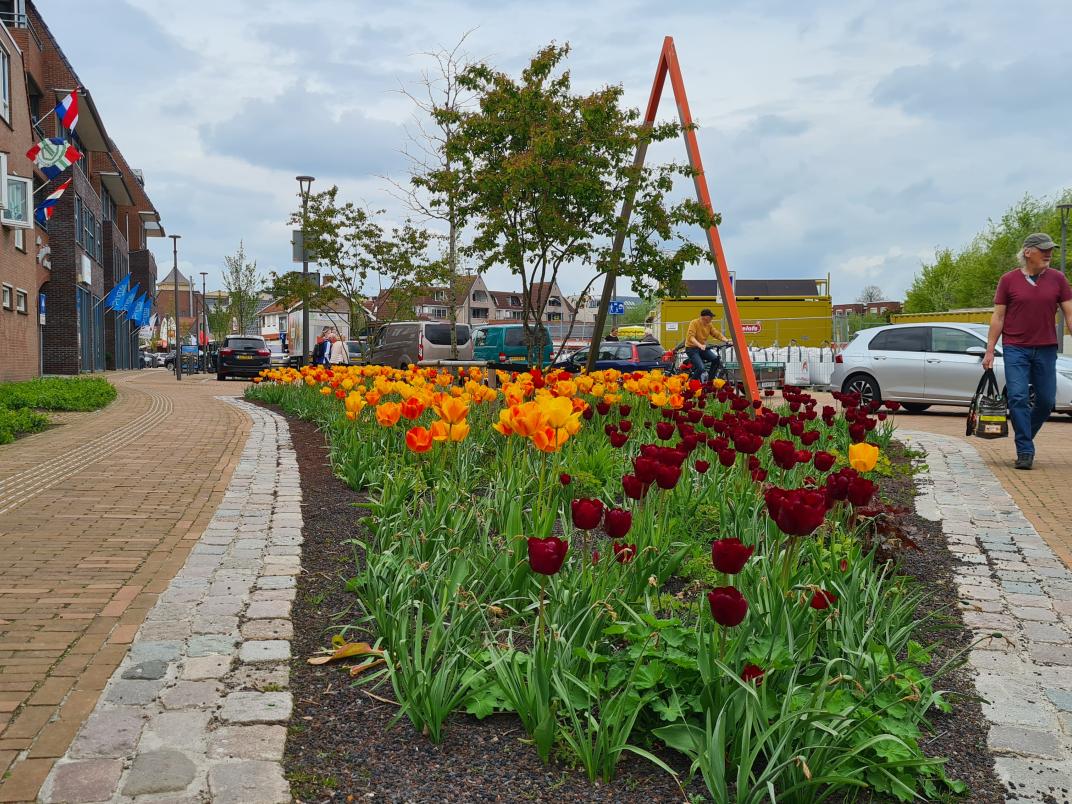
[0,1,164,382]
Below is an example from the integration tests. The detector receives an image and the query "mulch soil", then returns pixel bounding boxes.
[256,400,1004,803]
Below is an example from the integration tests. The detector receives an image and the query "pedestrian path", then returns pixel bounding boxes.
[903,429,1072,804]
[0,372,248,803]
[40,398,298,803]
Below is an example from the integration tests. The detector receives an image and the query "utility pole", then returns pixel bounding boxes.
[296,175,315,366]
[170,234,182,380]
[200,272,208,373]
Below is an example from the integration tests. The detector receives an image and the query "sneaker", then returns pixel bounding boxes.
[1015,453,1034,470]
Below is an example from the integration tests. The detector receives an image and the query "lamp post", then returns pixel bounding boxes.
[296,175,315,365]
[200,272,208,373]
[1059,204,1072,354]
[170,234,182,380]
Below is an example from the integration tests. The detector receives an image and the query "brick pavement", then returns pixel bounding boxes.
[0,371,250,802]
[812,393,1072,570]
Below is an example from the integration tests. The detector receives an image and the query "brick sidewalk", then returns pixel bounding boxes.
[0,371,250,802]
[812,392,1072,570]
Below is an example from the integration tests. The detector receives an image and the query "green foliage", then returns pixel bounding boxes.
[222,241,263,336]
[0,377,116,411]
[904,191,1072,313]
[0,405,50,444]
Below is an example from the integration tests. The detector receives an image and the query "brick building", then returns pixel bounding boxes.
[832,300,903,318]
[156,267,205,344]
[0,1,163,378]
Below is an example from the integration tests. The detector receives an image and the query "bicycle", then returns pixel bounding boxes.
[681,343,731,383]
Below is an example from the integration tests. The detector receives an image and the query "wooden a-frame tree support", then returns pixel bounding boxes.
[590,35,759,400]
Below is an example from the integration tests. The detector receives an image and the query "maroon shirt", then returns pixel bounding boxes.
[994,268,1072,347]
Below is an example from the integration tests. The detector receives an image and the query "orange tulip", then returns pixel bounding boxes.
[375,402,402,427]
[405,426,433,453]
[430,419,449,441]
[509,402,547,438]
[437,395,469,424]
[400,397,426,420]
[365,389,382,406]
[493,408,515,436]
[531,426,570,453]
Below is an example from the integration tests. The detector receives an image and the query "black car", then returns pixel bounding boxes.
[552,341,673,373]
[217,336,271,380]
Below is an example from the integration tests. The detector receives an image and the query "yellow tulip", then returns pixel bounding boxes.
[848,442,879,472]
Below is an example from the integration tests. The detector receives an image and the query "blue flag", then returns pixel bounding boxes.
[104,274,130,312]
[122,286,141,317]
[136,295,151,327]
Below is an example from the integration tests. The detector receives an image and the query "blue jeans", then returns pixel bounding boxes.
[1003,345,1057,456]
[686,346,720,380]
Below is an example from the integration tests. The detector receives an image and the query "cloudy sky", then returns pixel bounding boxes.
[37,0,1072,303]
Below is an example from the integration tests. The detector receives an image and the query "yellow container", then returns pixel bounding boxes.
[656,296,832,349]
[615,325,648,339]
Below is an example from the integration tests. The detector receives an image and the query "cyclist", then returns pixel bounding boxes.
[685,308,728,380]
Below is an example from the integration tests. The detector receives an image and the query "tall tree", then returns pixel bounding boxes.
[422,43,714,365]
[856,285,884,304]
[222,241,262,336]
[397,35,477,358]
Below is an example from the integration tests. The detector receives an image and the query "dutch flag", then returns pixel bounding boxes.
[55,90,78,133]
[34,179,71,225]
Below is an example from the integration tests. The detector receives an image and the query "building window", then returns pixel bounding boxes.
[84,207,96,258]
[15,288,27,313]
[546,312,562,321]
[14,227,23,251]
[547,296,561,307]
[2,283,11,309]
[470,307,489,319]
[74,196,83,244]
[509,296,521,307]
[0,153,33,230]
[0,46,10,123]
[433,290,446,302]
[472,290,487,302]
[96,219,103,262]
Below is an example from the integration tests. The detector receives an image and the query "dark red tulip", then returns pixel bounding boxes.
[846,477,876,507]
[604,508,633,539]
[813,451,835,472]
[733,432,763,454]
[612,541,636,563]
[789,420,804,437]
[592,550,600,564]
[764,487,828,536]
[619,419,633,433]
[839,558,849,572]
[810,589,837,610]
[570,498,604,530]
[634,456,659,484]
[622,474,647,500]
[707,586,748,627]
[656,421,675,441]
[770,439,798,470]
[741,663,765,684]
[885,401,901,411]
[711,537,754,574]
[763,389,775,397]
[618,404,632,416]
[800,430,820,446]
[596,402,611,415]
[718,448,737,468]
[655,463,681,490]
[559,473,572,486]
[751,468,768,482]
[528,536,568,575]
[609,431,629,448]
[582,407,594,420]
[747,455,761,471]
[694,459,710,474]
[848,423,867,443]
[702,414,717,428]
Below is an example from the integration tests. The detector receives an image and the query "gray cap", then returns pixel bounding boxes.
[1023,232,1057,251]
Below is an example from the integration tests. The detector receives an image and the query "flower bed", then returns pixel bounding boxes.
[249,365,974,802]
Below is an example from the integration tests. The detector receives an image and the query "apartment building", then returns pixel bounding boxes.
[0,1,163,378]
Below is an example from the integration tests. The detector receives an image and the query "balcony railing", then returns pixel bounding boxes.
[0,11,44,50]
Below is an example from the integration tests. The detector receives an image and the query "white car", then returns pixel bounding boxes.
[829,323,1072,414]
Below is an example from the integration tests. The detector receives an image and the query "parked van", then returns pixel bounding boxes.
[472,323,553,366]
[370,321,473,367]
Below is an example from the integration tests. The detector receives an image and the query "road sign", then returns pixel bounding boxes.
[609,301,625,315]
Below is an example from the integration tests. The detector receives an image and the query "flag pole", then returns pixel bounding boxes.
[32,86,81,135]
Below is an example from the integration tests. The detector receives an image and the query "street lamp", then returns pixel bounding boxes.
[200,271,208,374]
[170,234,182,380]
[296,175,315,366]
[1059,204,1067,351]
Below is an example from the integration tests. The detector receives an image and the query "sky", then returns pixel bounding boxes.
[36,0,1072,304]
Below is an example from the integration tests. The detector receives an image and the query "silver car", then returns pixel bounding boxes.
[829,323,1072,413]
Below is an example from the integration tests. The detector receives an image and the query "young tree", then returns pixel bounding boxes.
[222,241,262,336]
[422,43,714,365]
[206,304,232,341]
[396,36,477,358]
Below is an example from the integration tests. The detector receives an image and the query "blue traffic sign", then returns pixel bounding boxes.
[609,301,625,315]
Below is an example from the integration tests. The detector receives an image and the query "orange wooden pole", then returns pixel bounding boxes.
[643,37,760,400]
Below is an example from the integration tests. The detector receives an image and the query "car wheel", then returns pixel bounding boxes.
[901,403,931,413]
[842,373,880,405]
[217,373,226,381]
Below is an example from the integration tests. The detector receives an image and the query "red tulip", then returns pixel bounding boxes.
[596,402,611,415]
[707,586,748,627]
[733,432,763,454]
[634,456,659,484]
[694,459,710,474]
[885,401,901,412]
[559,473,572,486]
[718,448,737,468]
[770,439,798,470]
[813,451,835,472]
[810,589,837,610]
[655,421,675,441]
[848,423,867,443]
[570,498,604,530]
[622,474,648,500]
[751,468,768,482]
[711,537,754,574]
[655,463,681,490]
[839,558,848,572]
[764,487,828,536]
[604,508,633,539]
[608,431,629,448]
[612,541,636,563]
[800,430,820,446]
[618,404,632,416]
[582,407,594,420]
[619,419,633,433]
[740,663,765,684]
[528,536,568,575]
[846,477,876,507]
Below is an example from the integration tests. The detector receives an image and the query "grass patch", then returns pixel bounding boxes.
[0,406,50,444]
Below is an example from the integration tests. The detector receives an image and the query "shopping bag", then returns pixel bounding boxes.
[966,369,1008,439]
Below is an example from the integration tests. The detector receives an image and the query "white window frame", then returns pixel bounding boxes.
[0,153,33,229]
[0,45,10,124]
[15,288,28,314]
[2,283,12,310]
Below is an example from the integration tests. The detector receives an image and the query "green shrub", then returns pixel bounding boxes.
[0,405,50,444]
[0,377,117,412]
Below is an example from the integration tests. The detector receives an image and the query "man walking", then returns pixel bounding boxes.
[983,232,1072,469]
[684,308,728,381]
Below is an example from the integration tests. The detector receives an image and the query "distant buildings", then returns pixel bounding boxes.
[831,301,903,318]
[0,2,164,381]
